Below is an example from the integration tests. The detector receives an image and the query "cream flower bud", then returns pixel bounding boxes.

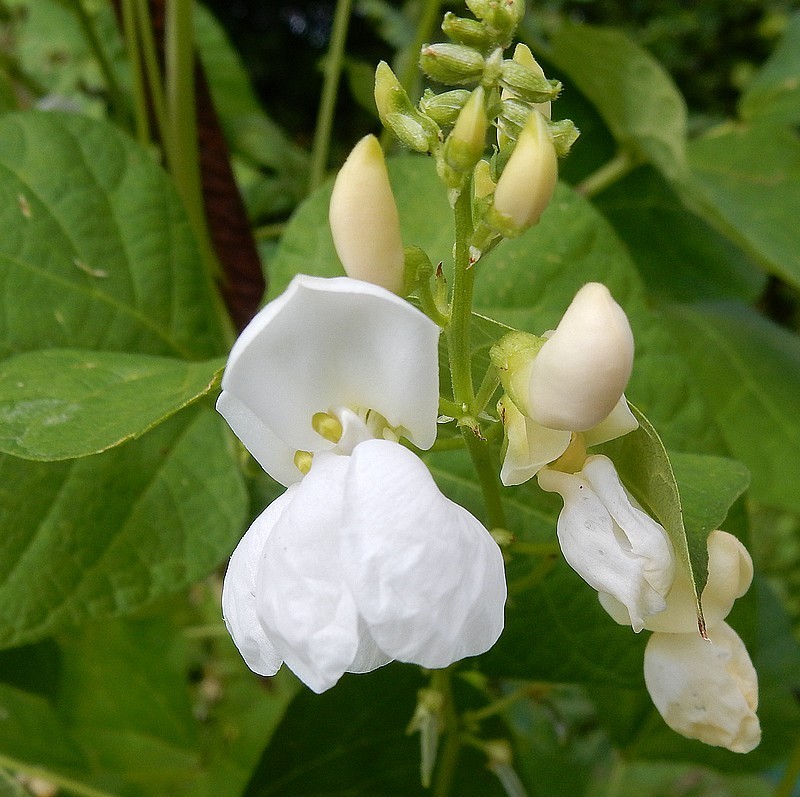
[329,135,405,294]
[528,283,634,431]
[489,109,558,236]
[644,622,761,753]
[419,43,485,86]
[599,530,753,633]
[445,86,487,174]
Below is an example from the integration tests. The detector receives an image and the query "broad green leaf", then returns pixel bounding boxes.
[595,166,766,302]
[242,664,505,797]
[601,406,708,629]
[685,123,800,291]
[664,302,800,513]
[0,111,225,359]
[739,13,800,126]
[0,407,247,649]
[0,350,224,460]
[537,24,688,182]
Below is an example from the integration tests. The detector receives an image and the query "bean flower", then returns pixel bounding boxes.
[217,275,507,693]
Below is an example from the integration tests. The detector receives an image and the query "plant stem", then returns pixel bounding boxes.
[309,0,352,192]
[134,0,170,159]
[431,668,460,797]
[120,0,149,146]
[472,366,500,417]
[575,149,636,198]
[66,0,128,126]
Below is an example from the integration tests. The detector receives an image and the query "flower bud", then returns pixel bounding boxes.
[644,622,760,753]
[500,59,560,105]
[419,43,485,86]
[329,134,405,294]
[441,12,492,51]
[419,88,471,126]
[466,0,524,45]
[374,61,440,153]
[528,283,634,431]
[444,86,487,174]
[489,109,558,236]
[548,118,581,158]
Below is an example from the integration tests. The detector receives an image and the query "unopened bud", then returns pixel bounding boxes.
[420,43,485,86]
[548,118,581,157]
[444,86,487,173]
[489,109,558,236]
[500,59,560,104]
[442,12,491,51]
[404,245,434,286]
[473,158,495,199]
[329,134,405,294]
[374,61,440,152]
[528,283,634,431]
[466,0,525,46]
[419,88,471,126]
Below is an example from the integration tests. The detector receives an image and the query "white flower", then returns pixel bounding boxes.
[496,283,638,486]
[537,454,675,632]
[644,621,760,753]
[329,135,405,294]
[599,530,753,633]
[217,275,507,691]
[217,275,440,486]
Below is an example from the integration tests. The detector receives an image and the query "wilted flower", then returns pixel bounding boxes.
[538,454,675,632]
[217,275,507,692]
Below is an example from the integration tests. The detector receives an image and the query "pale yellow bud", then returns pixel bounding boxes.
[445,86,487,173]
[528,283,634,431]
[329,134,405,294]
[490,109,558,236]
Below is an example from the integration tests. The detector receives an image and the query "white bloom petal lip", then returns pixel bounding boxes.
[599,529,753,633]
[644,622,760,753]
[340,440,507,667]
[538,454,674,632]
[583,395,638,447]
[529,283,634,431]
[217,275,440,485]
[329,135,405,294]
[224,441,507,693]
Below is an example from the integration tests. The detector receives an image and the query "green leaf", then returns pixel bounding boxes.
[663,301,800,513]
[739,13,800,126]
[242,665,504,797]
[0,111,225,359]
[0,350,225,460]
[595,166,766,302]
[685,122,800,291]
[539,24,688,182]
[600,406,708,630]
[0,407,247,649]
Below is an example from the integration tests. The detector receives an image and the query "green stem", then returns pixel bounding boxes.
[775,734,800,797]
[471,365,500,417]
[416,277,449,328]
[464,685,532,724]
[463,432,506,529]
[431,668,460,797]
[575,149,636,198]
[120,0,149,146]
[67,0,128,125]
[134,0,170,160]
[510,553,558,595]
[309,0,352,192]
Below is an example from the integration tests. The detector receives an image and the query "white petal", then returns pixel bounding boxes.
[222,490,297,676]
[528,283,634,431]
[340,440,507,668]
[644,623,760,753]
[218,275,440,484]
[499,396,570,486]
[584,394,639,447]
[255,453,362,693]
[600,529,753,633]
[538,462,673,632]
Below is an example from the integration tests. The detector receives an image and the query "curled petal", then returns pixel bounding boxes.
[222,491,293,677]
[538,455,674,632]
[217,275,440,485]
[583,395,638,447]
[528,283,634,431]
[600,529,753,633]
[644,623,760,753]
[340,440,507,668]
[498,395,570,486]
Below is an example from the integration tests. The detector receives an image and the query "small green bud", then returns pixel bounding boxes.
[500,59,560,104]
[419,43,485,86]
[473,158,495,200]
[404,245,434,285]
[466,0,525,47]
[441,12,492,51]
[548,118,581,157]
[444,86,487,173]
[419,88,471,126]
[374,61,440,152]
